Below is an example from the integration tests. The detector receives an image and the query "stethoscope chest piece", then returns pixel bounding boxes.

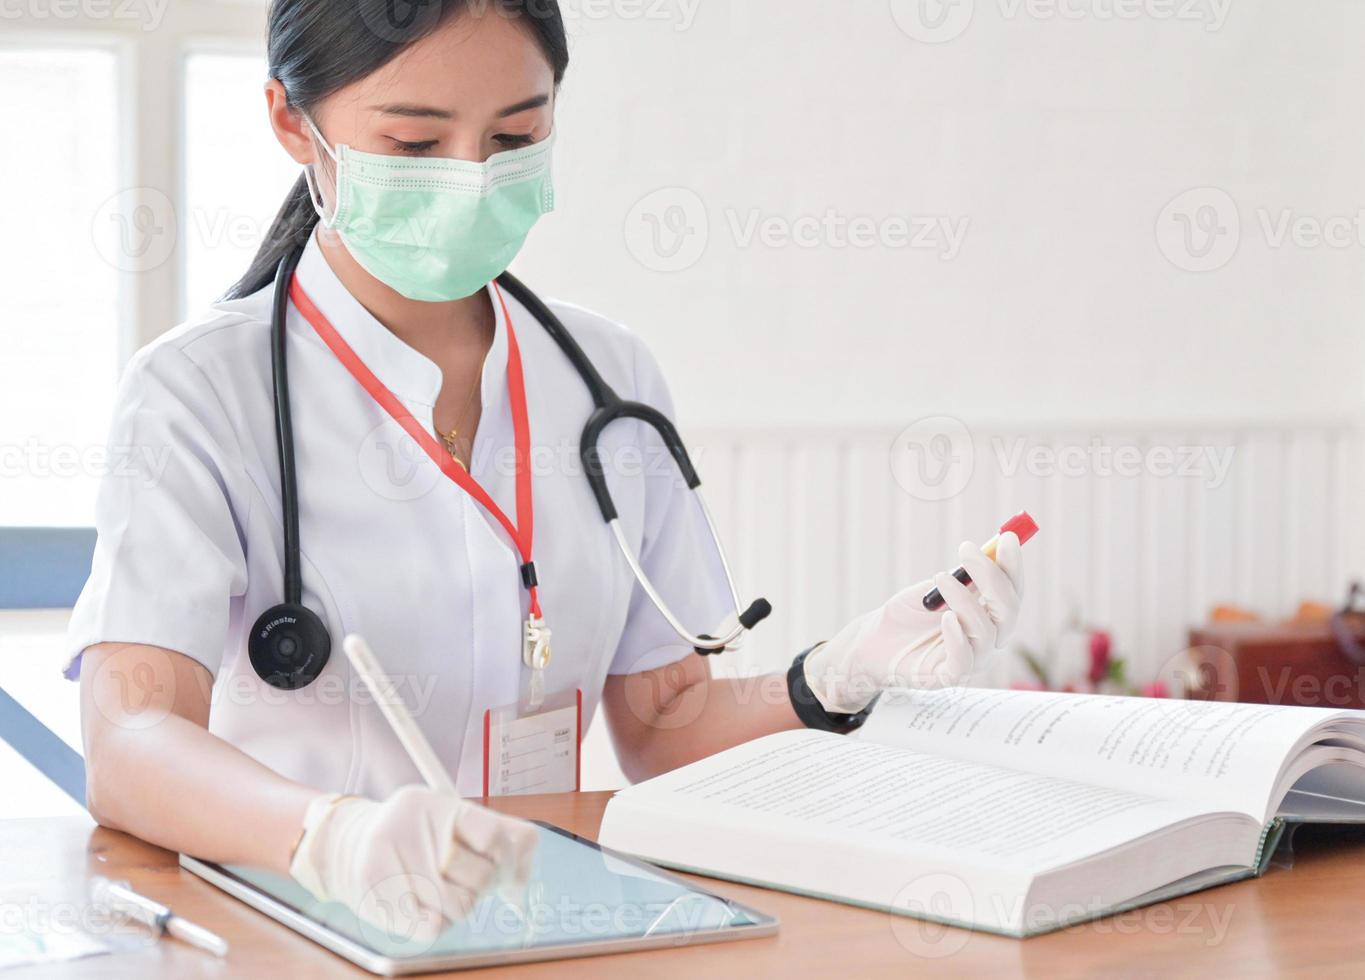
[248,602,333,690]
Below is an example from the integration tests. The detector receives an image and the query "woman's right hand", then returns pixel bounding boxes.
[801,533,1025,714]
[289,786,539,943]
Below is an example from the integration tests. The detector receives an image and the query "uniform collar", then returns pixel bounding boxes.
[294,232,509,411]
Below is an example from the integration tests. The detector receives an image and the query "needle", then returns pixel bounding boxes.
[91,877,229,958]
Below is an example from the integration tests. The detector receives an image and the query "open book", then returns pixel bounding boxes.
[597,688,1365,937]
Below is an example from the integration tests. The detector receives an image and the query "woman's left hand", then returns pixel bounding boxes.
[801,533,1024,715]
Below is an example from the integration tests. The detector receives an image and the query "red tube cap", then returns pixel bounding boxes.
[999,511,1039,546]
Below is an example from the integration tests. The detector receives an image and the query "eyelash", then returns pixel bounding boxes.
[392,139,439,155]
[389,134,538,156]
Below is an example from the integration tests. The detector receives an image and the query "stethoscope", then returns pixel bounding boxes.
[248,245,772,690]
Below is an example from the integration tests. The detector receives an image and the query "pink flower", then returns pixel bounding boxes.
[1140,680,1170,699]
[1088,631,1112,686]
[1011,681,1046,692]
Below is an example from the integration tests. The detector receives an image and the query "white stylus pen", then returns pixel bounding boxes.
[91,877,229,957]
[345,633,536,911]
[343,633,457,795]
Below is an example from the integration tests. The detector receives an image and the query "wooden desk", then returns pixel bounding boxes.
[4,793,1364,978]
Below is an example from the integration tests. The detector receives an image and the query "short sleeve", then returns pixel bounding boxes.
[63,343,250,681]
[606,337,736,676]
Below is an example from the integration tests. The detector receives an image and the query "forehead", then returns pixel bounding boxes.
[332,9,555,118]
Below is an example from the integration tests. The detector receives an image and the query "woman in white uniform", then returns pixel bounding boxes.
[70,0,1025,936]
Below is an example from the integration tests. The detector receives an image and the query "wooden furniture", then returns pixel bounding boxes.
[5,792,1365,978]
[1186,622,1365,708]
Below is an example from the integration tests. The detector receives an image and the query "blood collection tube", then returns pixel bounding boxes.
[921,511,1039,612]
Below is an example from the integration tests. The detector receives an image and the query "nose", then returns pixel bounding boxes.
[446,133,494,164]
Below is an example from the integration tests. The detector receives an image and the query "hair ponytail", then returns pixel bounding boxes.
[222,0,569,302]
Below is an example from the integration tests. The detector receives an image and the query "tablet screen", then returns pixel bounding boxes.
[216,822,770,960]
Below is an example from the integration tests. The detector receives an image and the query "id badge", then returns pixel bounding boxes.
[482,688,581,798]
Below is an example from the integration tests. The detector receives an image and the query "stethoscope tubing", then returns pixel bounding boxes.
[271,246,309,606]
[496,271,769,651]
[267,247,768,655]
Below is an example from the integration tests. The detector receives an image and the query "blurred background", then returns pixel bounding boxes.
[4,0,1365,808]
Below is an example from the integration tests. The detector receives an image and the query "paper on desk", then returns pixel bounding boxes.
[0,930,115,971]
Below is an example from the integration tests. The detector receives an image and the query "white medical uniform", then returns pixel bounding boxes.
[64,233,733,798]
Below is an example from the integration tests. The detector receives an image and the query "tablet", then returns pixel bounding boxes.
[180,822,777,975]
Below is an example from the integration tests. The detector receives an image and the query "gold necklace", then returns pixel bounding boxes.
[438,369,483,467]
[436,303,496,467]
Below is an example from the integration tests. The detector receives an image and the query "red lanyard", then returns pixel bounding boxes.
[289,277,542,618]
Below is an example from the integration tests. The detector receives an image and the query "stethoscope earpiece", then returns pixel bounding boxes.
[248,602,333,691]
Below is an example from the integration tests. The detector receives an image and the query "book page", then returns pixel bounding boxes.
[611,731,1214,871]
[861,687,1348,819]
[601,730,1241,934]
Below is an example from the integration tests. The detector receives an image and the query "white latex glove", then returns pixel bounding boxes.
[289,786,539,944]
[803,533,1025,714]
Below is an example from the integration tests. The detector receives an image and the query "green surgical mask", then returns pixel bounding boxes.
[304,117,555,303]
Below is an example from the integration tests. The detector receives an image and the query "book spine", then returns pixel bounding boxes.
[1254,818,1288,876]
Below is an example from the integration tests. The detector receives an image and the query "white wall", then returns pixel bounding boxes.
[528,2,1365,787]
[520,0,1365,429]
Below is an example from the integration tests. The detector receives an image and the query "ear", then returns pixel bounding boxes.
[266,79,315,166]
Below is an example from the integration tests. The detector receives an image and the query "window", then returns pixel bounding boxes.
[0,48,120,528]
[183,51,301,314]
[2,8,268,816]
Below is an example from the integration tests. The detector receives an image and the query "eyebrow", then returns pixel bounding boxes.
[367,103,453,120]
[367,94,551,121]
[497,94,550,118]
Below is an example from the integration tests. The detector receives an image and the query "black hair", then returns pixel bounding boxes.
[224,0,569,301]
